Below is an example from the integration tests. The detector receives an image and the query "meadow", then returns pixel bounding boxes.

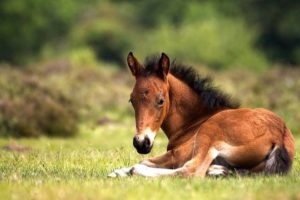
[0,125,299,200]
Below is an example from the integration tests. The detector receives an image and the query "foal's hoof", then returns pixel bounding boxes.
[207,165,229,177]
[108,167,132,178]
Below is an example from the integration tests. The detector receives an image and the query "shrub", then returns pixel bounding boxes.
[0,67,78,137]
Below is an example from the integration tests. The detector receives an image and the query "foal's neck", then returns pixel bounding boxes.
[161,74,220,148]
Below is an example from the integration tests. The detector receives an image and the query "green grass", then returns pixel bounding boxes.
[0,125,299,200]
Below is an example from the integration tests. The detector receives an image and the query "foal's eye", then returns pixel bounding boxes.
[157,98,165,106]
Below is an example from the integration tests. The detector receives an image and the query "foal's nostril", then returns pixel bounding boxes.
[144,137,151,147]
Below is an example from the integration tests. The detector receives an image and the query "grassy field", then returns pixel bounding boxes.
[0,124,299,200]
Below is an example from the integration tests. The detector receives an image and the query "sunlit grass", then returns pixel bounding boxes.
[0,126,299,200]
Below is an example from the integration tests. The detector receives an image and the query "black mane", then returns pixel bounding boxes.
[143,55,239,111]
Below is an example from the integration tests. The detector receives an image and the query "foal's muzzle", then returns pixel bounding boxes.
[133,135,153,154]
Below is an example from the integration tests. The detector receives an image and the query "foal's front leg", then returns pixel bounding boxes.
[140,150,177,168]
[108,167,132,177]
[108,163,183,178]
[108,150,180,178]
[108,144,194,178]
[131,144,219,178]
[129,164,183,177]
[128,149,187,177]
[109,147,190,177]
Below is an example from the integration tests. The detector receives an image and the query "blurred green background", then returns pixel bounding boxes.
[0,0,300,138]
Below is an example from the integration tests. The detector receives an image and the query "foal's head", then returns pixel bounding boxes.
[127,52,170,154]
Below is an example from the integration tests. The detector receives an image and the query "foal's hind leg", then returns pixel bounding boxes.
[207,165,229,177]
[207,156,233,177]
[173,146,219,177]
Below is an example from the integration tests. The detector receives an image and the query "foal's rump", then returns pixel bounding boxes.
[209,108,295,174]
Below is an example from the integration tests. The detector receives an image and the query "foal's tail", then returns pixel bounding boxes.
[264,126,295,174]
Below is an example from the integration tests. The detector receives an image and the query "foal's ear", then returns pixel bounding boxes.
[158,53,170,78]
[127,52,142,76]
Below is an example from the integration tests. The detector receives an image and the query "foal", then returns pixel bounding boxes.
[108,52,295,178]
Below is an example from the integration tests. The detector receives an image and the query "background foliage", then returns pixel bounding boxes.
[0,0,299,138]
[1,0,299,67]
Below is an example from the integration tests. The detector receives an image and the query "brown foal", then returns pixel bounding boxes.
[108,52,295,178]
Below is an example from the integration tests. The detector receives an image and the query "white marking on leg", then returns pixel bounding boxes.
[108,164,180,178]
[131,164,181,177]
[207,165,229,176]
[207,169,227,176]
[108,167,131,178]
